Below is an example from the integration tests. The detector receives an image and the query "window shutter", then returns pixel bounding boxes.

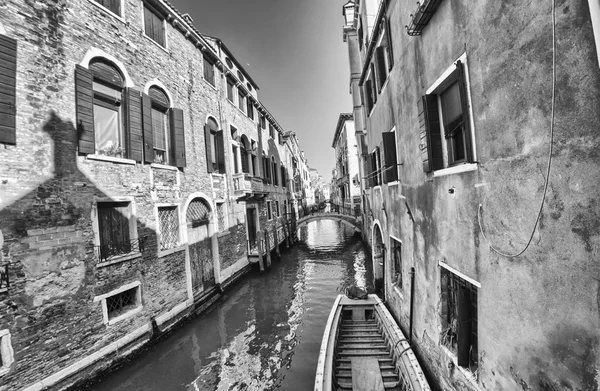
[364,155,372,189]
[456,60,473,162]
[375,47,387,92]
[216,130,226,173]
[141,93,154,163]
[365,81,373,112]
[169,108,186,168]
[382,131,398,183]
[256,125,263,178]
[386,19,394,71]
[0,35,17,145]
[204,123,213,173]
[75,64,95,154]
[370,64,378,104]
[419,95,443,172]
[125,88,143,162]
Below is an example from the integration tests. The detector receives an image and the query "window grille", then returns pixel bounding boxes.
[106,287,138,320]
[440,268,478,370]
[158,206,179,250]
[186,199,210,226]
[217,203,226,232]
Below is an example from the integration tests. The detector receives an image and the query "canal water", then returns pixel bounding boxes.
[87,220,373,391]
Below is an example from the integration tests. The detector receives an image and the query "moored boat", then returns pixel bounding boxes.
[314,294,431,391]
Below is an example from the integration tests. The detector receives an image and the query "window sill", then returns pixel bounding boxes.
[97,251,142,268]
[386,181,399,187]
[203,78,217,91]
[151,163,178,171]
[432,163,478,178]
[142,32,168,53]
[158,245,186,258]
[87,154,136,165]
[87,0,126,24]
[440,345,479,389]
[107,305,143,326]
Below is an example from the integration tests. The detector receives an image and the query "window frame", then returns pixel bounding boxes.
[390,236,402,291]
[267,200,273,221]
[148,85,172,165]
[93,281,143,326]
[142,1,167,48]
[226,76,235,103]
[203,55,216,87]
[216,201,226,232]
[90,0,124,19]
[424,53,478,176]
[238,89,246,113]
[156,204,183,256]
[275,200,280,217]
[92,197,140,267]
[0,329,14,377]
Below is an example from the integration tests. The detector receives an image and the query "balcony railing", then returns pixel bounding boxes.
[233,173,252,193]
[405,0,443,36]
[0,263,9,291]
[96,237,146,264]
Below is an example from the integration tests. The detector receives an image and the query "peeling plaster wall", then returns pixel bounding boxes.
[358,0,600,390]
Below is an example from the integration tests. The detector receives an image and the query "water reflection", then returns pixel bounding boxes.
[88,220,372,391]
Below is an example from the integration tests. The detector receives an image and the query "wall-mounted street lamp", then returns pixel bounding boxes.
[342,1,356,28]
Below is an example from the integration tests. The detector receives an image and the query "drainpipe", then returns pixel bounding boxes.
[409,267,415,345]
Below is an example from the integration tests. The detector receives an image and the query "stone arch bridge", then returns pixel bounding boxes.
[296,212,362,233]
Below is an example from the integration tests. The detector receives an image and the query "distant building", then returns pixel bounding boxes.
[342,0,600,390]
[331,113,361,213]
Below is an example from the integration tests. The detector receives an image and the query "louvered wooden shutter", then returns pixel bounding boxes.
[382,131,398,183]
[386,18,394,71]
[370,65,377,104]
[216,130,225,173]
[419,95,443,172]
[256,124,263,178]
[125,88,143,162]
[376,47,387,92]
[169,108,186,168]
[364,155,372,189]
[456,60,473,162]
[75,65,95,154]
[0,35,17,145]
[141,93,154,163]
[204,123,213,173]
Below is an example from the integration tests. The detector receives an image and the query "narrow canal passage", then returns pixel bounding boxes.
[87,220,373,391]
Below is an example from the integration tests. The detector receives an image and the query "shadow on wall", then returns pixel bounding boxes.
[0,110,164,384]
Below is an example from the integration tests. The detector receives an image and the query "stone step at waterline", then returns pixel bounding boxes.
[336,380,401,390]
[338,344,388,350]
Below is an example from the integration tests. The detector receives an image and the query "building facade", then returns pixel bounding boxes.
[342,0,600,390]
[331,113,361,212]
[0,1,314,389]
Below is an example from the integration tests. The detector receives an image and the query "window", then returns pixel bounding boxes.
[281,166,286,188]
[90,60,125,157]
[96,201,139,263]
[141,85,186,167]
[283,200,287,216]
[226,76,235,102]
[205,118,225,173]
[375,46,387,92]
[106,286,140,320]
[231,126,240,174]
[370,147,381,187]
[216,202,226,232]
[382,130,398,183]
[246,97,254,120]
[238,89,245,112]
[158,206,180,251]
[143,3,165,47]
[263,155,271,183]
[358,20,364,49]
[267,201,272,220]
[251,141,258,176]
[420,57,474,172]
[440,268,478,371]
[203,56,215,86]
[269,123,275,139]
[240,136,250,174]
[275,200,280,217]
[148,86,171,164]
[93,0,121,16]
[391,238,402,288]
[260,115,266,129]
[0,330,14,377]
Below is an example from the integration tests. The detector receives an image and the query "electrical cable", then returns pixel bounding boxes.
[478,0,556,258]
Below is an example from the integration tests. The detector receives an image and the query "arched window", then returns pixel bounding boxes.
[240,135,250,174]
[90,58,125,157]
[148,86,170,164]
[205,118,225,173]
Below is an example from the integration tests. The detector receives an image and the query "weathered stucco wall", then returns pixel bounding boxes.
[357,0,600,389]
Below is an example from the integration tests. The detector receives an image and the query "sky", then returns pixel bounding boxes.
[167,0,353,183]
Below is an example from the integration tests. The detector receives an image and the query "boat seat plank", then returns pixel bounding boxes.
[351,357,385,391]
